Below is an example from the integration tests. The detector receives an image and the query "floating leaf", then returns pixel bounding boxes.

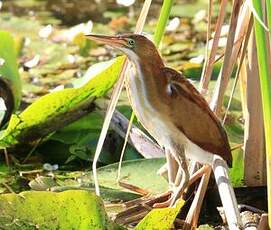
[0,190,124,230]
[0,56,125,148]
[94,158,168,194]
[0,31,22,125]
[135,199,184,230]
[70,56,124,88]
[29,176,58,191]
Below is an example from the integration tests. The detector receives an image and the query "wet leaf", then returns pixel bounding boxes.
[70,55,125,88]
[0,30,22,125]
[50,112,104,145]
[135,199,184,230]
[94,158,168,194]
[0,190,124,230]
[0,56,125,148]
[28,176,58,191]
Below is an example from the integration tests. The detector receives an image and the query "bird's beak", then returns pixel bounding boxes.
[85,34,126,48]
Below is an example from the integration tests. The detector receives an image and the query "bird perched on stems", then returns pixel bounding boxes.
[86,34,242,229]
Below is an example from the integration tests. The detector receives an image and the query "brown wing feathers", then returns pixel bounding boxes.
[163,67,232,166]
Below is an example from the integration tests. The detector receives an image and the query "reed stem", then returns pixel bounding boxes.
[153,0,174,46]
[252,1,271,227]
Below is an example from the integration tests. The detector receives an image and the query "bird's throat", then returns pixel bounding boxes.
[126,53,168,129]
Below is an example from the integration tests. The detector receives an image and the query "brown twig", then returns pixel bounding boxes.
[184,165,212,230]
[2,182,15,193]
[118,181,150,196]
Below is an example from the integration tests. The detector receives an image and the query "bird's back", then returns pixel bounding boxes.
[161,67,232,166]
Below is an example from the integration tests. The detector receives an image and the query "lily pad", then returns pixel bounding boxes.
[0,31,22,125]
[0,56,125,148]
[94,158,168,194]
[0,190,124,230]
[135,199,184,230]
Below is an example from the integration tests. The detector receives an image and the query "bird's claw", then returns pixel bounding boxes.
[153,184,186,208]
[152,190,175,208]
[152,197,173,208]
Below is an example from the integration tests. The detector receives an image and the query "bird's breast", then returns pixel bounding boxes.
[126,68,215,165]
[126,70,177,147]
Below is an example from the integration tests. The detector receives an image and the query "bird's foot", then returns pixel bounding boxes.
[152,186,184,208]
[152,194,173,208]
[115,191,172,226]
[169,182,176,192]
[152,183,176,208]
[169,187,186,207]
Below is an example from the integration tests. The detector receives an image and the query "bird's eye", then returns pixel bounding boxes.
[127,39,135,47]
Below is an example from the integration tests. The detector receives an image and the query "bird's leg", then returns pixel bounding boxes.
[187,164,209,186]
[165,149,178,190]
[174,167,182,188]
[152,149,179,208]
[169,145,189,207]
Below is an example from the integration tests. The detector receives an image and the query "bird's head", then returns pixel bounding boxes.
[86,34,163,66]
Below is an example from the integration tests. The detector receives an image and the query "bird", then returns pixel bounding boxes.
[86,34,241,229]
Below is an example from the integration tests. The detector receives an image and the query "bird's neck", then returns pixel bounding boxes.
[128,51,165,89]
[127,52,167,111]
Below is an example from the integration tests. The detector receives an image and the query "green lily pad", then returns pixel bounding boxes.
[0,31,22,125]
[95,158,168,194]
[0,190,124,230]
[0,56,125,148]
[135,199,184,230]
[0,31,22,107]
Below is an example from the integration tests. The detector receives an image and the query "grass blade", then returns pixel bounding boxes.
[252,1,271,227]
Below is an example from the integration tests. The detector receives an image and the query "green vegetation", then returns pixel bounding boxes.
[0,57,124,147]
[252,0,271,227]
[0,0,267,228]
[0,190,122,230]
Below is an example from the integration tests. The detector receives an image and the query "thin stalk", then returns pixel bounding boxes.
[266,0,271,44]
[117,0,174,181]
[267,0,271,27]
[200,0,213,91]
[252,0,271,228]
[117,112,135,181]
[92,0,153,196]
[199,0,228,94]
[210,0,242,114]
[222,16,253,125]
[153,0,174,46]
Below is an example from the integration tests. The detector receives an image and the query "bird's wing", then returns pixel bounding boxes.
[162,67,232,166]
